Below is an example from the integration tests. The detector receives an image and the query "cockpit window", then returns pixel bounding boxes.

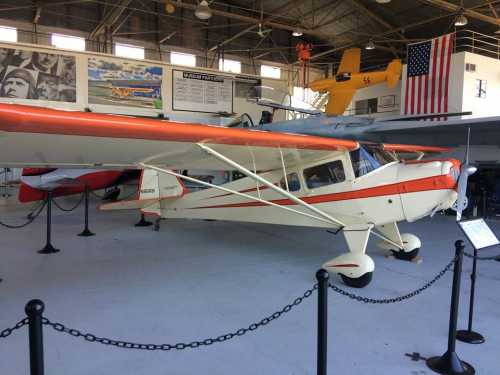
[304,160,345,189]
[350,146,396,177]
[280,172,301,192]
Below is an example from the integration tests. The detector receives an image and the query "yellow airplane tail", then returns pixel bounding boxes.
[386,59,402,88]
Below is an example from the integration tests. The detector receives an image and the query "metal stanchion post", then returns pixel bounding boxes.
[457,247,484,344]
[25,299,45,375]
[426,240,475,375]
[78,187,95,237]
[316,269,329,375]
[135,213,152,227]
[38,192,60,254]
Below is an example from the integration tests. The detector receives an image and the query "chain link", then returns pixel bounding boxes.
[463,251,500,261]
[0,318,29,339]
[53,193,85,212]
[0,200,46,229]
[329,256,457,304]
[40,285,317,351]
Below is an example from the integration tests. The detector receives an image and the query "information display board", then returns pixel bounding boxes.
[458,218,500,250]
[172,70,233,114]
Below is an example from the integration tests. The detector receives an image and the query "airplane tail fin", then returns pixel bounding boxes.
[386,59,402,88]
[100,168,187,212]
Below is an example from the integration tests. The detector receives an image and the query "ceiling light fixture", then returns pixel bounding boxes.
[454,13,468,27]
[292,28,303,37]
[195,0,212,20]
[365,40,375,50]
[375,0,392,3]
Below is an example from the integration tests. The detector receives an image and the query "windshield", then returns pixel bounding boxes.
[350,146,396,177]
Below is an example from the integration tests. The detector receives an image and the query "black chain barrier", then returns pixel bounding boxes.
[463,251,500,261]
[329,256,457,304]
[0,285,317,351]
[0,200,46,229]
[0,318,28,338]
[52,193,85,212]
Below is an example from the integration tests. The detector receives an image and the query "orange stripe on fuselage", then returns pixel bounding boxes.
[0,103,358,152]
[188,174,456,210]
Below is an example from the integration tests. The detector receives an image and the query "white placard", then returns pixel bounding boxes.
[458,218,500,250]
[172,70,233,113]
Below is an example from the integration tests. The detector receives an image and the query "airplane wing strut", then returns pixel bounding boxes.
[138,163,336,227]
[196,143,346,228]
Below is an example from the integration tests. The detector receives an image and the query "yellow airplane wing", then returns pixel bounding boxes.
[325,89,356,116]
[337,48,360,74]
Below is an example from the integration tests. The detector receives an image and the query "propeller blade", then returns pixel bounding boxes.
[455,164,477,221]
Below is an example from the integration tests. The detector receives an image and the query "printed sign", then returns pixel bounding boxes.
[458,218,500,250]
[88,58,162,109]
[173,70,233,113]
[0,47,76,102]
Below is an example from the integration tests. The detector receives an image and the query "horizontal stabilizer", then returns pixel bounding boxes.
[100,168,186,211]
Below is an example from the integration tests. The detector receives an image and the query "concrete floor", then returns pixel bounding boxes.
[1,197,500,375]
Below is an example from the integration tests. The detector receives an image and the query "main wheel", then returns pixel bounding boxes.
[391,248,419,261]
[340,272,373,288]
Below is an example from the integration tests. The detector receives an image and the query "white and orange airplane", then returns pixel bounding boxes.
[0,103,473,288]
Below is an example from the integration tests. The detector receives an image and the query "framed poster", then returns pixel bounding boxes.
[172,70,233,114]
[88,57,163,109]
[0,47,76,102]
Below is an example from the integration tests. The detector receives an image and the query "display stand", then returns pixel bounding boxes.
[78,187,95,237]
[456,218,500,344]
[38,192,60,254]
[426,240,474,375]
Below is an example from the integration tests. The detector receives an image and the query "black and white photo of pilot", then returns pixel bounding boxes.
[0,47,76,102]
[0,67,38,99]
[35,73,59,101]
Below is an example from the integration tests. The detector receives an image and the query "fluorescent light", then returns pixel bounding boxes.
[376,0,391,3]
[365,40,376,50]
[195,0,212,20]
[292,29,303,37]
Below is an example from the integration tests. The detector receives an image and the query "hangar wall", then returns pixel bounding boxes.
[343,51,500,119]
[0,39,290,124]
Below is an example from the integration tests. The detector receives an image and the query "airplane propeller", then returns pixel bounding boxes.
[454,127,477,221]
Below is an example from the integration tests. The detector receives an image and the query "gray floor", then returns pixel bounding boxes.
[1,197,500,375]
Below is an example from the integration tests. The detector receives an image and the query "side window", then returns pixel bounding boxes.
[280,172,301,192]
[304,160,345,189]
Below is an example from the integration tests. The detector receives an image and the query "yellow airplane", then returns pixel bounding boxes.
[309,48,402,116]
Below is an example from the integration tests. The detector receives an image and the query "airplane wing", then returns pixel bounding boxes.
[337,48,360,74]
[325,89,356,116]
[367,116,500,146]
[0,103,358,171]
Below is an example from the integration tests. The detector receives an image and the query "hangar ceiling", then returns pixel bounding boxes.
[0,0,499,72]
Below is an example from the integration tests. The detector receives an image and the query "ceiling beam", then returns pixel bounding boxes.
[207,0,306,52]
[89,0,133,39]
[310,0,500,62]
[420,0,500,26]
[168,0,333,40]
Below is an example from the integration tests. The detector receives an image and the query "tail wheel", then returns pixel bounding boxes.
[391,248,419,261]
[340,271,373,288]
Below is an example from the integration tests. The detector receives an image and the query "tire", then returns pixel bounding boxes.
[340,272,373,288]
[391,248,419,261]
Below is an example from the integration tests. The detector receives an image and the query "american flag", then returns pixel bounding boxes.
[403,33,455,116]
